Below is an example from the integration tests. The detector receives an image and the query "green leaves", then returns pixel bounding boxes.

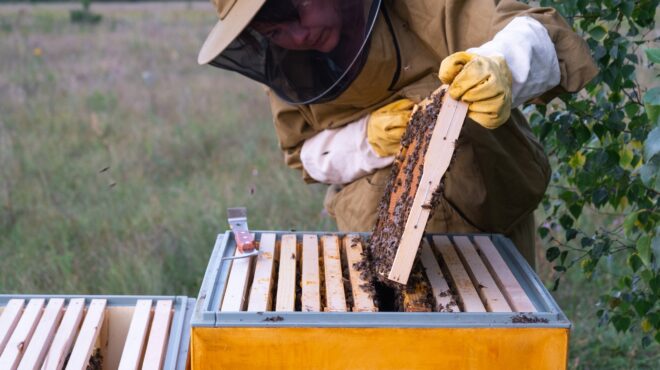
[588,25,607,40]
[628,254,644,272]
[547,246,561,262]
[612,315,632,332]
[652,235,660,263]
[643,126,660,160]
[646,48,660,64]
[643,48,660,125]
[641,127,660,191]
[637,235,652,266]
[530,0,659,347]
[640,157,660,192]
[624,211,641,238]
[644,88,660,125]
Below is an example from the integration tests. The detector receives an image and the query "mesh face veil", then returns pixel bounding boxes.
[207,0,381,105]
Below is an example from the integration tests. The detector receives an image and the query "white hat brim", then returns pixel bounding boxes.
[198,0,267,65]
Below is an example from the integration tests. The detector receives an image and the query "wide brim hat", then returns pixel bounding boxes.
[198,0,381,104]
[198,0,267,65]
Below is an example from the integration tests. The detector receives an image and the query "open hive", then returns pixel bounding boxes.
[190,231,571,370]
[0,295,193,370]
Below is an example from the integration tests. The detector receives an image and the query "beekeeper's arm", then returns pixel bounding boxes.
[298,16,563,184]
[268,91,411,185]
[300,99,413,185]
[439,16,561,129]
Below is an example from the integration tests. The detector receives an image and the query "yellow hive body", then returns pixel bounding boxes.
[190,232,570,370]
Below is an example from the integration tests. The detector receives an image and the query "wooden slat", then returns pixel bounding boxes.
[118,299,152,370]
[141,300,173,370]
[275,234,297,312]
[0,299,25,354]
[301,234,321,312]
[322,235,347,312]
[343,235,377,312]
[453,236,511,312]
[432,236,485,312]
[420,239,459,312]
[0,298,44,370]
[17,298,65,370]
[41,298,85,370]
[65,299,106,370]
[247,233,277,312]
[221,235,256,312]
[473,236,536,312]
[388,94,469,284]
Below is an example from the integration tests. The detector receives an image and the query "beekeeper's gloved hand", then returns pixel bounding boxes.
[300,99,414,184]
[439,51,512,129]
[366,98,415,157]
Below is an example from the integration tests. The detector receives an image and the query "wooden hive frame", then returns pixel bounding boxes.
[218,233,378,314]
[213,232,536,314]
[0,296,193,370]
[368,87,470,286]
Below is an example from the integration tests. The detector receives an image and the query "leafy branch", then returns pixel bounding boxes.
[526,0,660,346]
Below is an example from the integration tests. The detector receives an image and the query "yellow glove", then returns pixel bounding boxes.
[439,51,513,129]
[367,99,415,157]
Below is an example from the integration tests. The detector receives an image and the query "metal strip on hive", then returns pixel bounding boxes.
[193,233,229,326]
[165,297,195,370]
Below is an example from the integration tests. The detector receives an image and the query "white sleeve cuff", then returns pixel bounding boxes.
[467,16,560,107]
[300,116,394,185]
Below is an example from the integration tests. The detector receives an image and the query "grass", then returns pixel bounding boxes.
[0,2,657,368]
[0,2,334,297]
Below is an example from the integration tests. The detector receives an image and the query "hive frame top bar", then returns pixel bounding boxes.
[0,294,194,370]
[0,294,185,306]
[192,231,570,329]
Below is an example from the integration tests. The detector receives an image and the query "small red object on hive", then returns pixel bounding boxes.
[227,207,256,253]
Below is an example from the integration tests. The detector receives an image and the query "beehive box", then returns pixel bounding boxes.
[190,231,571,370]
[0,295,194,369]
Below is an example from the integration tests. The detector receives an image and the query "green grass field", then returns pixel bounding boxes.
[0,3,657,368]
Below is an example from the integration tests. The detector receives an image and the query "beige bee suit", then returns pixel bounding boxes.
[266,0,598,268]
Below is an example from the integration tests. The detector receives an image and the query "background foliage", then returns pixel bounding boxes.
[524,0,660,347]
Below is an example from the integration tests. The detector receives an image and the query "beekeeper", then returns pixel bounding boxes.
[198,0,597,268]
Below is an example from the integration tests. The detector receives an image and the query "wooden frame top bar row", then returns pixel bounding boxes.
[0,295,194,370]
[193,231,568,328]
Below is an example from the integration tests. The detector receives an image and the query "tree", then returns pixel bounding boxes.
[523,0,659,346]
[70,0,102,25]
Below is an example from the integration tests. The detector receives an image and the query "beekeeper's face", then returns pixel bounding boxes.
[208,0,376,104]
[251,0,342,52]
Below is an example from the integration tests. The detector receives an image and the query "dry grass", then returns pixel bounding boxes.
[0,2,334,296]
